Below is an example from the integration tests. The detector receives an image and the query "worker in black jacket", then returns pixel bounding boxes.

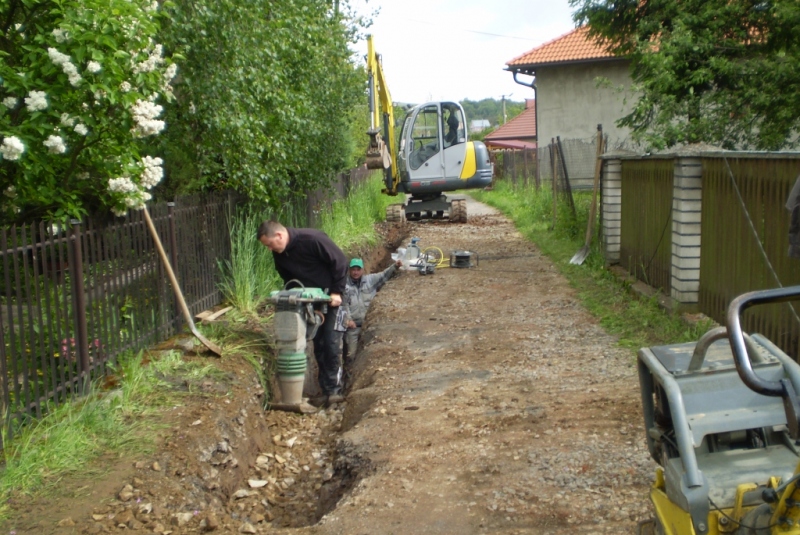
[257,220,348,404]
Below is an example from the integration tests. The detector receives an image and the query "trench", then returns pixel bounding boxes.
[221,223,409,529]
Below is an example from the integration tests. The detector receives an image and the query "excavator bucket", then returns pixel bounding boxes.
[366,129,392,170]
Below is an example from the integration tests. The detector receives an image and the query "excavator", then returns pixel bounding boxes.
[637,285,800,534]
[364,35,493,223]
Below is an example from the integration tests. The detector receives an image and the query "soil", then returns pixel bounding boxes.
[1,196,657,535]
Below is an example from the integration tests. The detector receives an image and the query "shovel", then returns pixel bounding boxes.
[142,207,223,356]
[570,125,604,265]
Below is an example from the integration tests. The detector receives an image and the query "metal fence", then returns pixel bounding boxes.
[699,156,800,356]
[619,159,675,293]
[0,192,234,446]
[0,167,375,447]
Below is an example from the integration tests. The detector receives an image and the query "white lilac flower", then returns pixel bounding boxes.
[52,28,68,43]
[24,90,48,112]
[120,81,132,93]
[74,124,88,136]
[86,61,101,74]
[111,207,127,217]
[130,99,164,137]
[145,1,159,12]
[43,135,67,154]
[60,113,76,127]
[2,97,18,109]
[77,172,90,180]
[47,48,82,86]
[132,44,164,74]
[140,156,164,189]
[108,176,137,194]
[5,186,16,198]
[0,136,25,160]
[163,63,177,82]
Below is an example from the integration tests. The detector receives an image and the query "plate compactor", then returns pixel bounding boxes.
[638,286,800,535]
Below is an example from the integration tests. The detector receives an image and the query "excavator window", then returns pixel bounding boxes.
[409,105,440,170]
[443,105,464,149]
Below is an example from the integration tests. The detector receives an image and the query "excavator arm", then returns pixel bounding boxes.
[365,35,400,195]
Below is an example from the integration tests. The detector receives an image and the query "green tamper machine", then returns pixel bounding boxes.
[268,282,331,412]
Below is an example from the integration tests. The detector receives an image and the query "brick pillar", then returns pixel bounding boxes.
[601,158,622,264]
[671,157,703,305]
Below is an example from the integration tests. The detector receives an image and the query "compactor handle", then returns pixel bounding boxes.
[727,286,800,436]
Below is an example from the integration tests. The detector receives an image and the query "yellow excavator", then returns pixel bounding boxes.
[638,286,800,534]
[365,35,493,223]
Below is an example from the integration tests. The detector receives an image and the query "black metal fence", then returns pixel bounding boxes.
[0,193,234,446]
[0,167,375,448]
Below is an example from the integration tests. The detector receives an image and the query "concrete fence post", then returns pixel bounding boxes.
[670,157,703,306]
[601,158,622,264]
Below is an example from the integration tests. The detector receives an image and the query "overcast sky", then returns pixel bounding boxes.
[348,0,577,105]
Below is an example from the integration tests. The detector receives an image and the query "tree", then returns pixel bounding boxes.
[0,0,176,222]
[157,0,367,206]
[570,0,800,150]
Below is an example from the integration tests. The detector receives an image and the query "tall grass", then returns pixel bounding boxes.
[318,173,395,251]
[218,174,393,314]
[472,181,711,350]
[217,207,283,314]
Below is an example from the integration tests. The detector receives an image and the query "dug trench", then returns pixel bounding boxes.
[3,197,657,535]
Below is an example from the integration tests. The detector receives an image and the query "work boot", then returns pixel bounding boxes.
[327,393,345,406]
[308,394,327,408]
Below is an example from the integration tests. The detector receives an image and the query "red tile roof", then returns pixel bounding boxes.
[507,26,616,68]
[485,101,536,142]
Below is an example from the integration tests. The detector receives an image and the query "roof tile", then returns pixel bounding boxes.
[507,26,615,67]
[485,102,536,141]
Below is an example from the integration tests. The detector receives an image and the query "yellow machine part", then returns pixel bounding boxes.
[459,142,477,179]
[649,468,800,535]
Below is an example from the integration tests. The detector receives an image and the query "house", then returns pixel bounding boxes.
[505,26,635,148]
[470,119,491,134]
[483,99,537,151]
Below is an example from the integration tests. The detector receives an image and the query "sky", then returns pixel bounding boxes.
[347,0,577,105]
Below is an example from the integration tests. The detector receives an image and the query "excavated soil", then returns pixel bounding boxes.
[1,197,657,534]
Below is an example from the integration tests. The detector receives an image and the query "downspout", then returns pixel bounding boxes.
[512,69,537,185]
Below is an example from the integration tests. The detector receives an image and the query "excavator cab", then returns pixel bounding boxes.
[392,101,492,221]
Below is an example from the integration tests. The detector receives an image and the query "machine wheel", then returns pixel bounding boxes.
[386,203,405,224]
[449,199,467,223]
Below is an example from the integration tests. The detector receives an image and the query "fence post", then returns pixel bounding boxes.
[601,158,622,265]
[167,202,182,331]
[69,219,91,393]
[670,157,703,307]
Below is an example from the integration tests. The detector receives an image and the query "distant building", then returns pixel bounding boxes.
[484,99,536,151]
[470,119,491,133]
[505,26,635,146]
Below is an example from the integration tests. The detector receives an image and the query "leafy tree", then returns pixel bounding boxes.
[0,0,176,222]
[157,0,367,206]
[461,98,524,128]
[571,0,800,150]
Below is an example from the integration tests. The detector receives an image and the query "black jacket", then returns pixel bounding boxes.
[272,228,348,295]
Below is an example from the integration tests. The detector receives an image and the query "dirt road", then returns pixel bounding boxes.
[296,197,656,535]
[3,197,656,535]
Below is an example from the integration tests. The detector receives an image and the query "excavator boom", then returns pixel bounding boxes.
[365,35,399,195]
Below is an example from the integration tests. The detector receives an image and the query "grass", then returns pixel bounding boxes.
[0,350,162,516]
[318,172,396,252]
[472,181,712,351]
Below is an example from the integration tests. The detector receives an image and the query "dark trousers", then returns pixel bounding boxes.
[313,306,343,396]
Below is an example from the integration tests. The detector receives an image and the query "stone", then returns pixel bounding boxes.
[173,512,193,527]
[57,517,75,526]
[239,522,257,534]
[152,462,162,471]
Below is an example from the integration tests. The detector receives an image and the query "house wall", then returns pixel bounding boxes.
[536,60,635,148]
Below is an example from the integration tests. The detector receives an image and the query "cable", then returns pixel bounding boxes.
[421,246,445,267]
